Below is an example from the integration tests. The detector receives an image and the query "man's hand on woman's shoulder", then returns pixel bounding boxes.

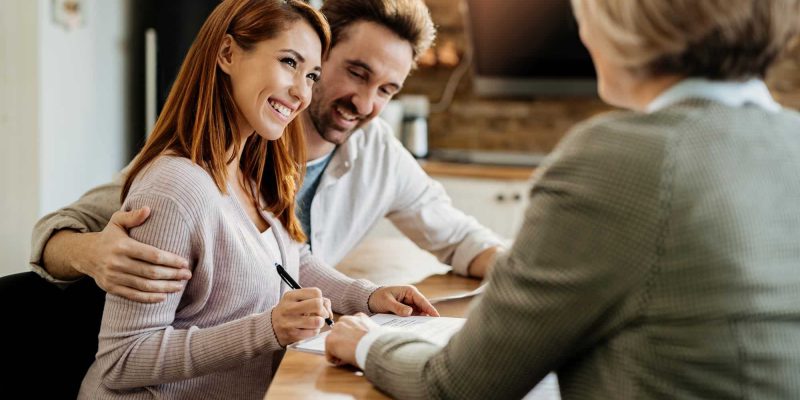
[73,207,191,303]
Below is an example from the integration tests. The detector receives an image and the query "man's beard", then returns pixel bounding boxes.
[309,99,364,145]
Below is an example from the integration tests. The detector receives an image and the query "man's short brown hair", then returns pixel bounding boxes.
[320,0,436,65]
[572,0,800,79]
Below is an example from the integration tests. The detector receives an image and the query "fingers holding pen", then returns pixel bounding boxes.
[271,287,334,347]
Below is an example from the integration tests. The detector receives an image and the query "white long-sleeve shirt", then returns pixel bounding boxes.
[304,117,504,276]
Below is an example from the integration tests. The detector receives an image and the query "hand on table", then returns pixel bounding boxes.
[324,313,377,367]
[367,285,440,317]
[325,285,439,367]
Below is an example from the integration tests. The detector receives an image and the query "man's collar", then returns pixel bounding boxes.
[323,125,367,178]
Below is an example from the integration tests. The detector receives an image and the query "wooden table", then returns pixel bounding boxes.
[264,273,482,400]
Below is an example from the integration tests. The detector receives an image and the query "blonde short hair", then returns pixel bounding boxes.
[572,0,800,79]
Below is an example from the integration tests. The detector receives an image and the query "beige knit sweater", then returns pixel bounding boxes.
[78,156,378,399]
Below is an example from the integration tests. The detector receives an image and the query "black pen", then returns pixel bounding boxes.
[275,263,334,326]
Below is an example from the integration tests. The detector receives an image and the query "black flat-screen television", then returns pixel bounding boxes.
[465,0,597,97]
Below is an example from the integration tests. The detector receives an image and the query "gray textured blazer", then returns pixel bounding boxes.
[364,100,800,399]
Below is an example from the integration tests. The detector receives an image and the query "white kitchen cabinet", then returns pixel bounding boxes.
[366,175,532,240]
[438,176,530,239]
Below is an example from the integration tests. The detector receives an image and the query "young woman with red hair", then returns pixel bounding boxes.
[78,1,436,398]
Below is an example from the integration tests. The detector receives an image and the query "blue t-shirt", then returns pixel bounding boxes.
[295,151,334,244]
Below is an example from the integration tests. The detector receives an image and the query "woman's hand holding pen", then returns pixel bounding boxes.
[271,287,334,347]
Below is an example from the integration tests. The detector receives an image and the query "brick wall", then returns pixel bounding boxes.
[405,0,800,154]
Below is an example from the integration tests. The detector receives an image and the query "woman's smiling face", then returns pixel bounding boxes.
[219,19,322,141]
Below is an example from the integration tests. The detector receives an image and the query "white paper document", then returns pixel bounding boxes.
[523,373,561,400]
[428,282,487,303]
[288,313,466,355]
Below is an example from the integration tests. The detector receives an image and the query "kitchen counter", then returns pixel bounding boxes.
[419,159,535,180]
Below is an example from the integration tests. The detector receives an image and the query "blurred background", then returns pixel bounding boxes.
[1,0,799,276]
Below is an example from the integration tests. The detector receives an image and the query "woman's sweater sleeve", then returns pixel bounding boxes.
[298,245,379,315]
[93,192,283,390]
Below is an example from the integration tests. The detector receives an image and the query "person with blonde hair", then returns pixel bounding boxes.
[325,0,800,398]
[77,0,436,398]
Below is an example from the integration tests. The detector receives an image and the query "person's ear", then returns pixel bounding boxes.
[217,34,235,75]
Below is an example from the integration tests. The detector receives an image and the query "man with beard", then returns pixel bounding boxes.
[30,0,505,304]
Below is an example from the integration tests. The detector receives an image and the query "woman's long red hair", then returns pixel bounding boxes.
[122,0,330,242]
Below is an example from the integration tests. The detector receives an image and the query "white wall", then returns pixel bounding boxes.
[0,0,132,276]
[39,0,130,214]
[0,0,41,276]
